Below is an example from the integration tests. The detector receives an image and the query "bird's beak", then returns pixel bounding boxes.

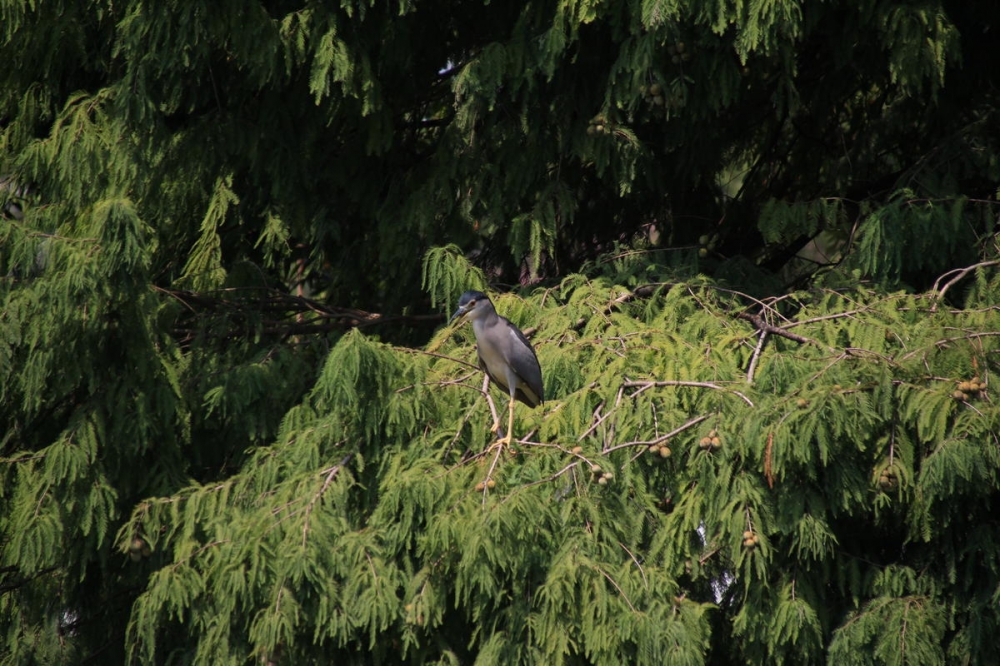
[449,305,470,324]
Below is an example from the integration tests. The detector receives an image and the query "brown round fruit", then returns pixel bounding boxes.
[742,530,754,540]
[649,444,660,453]
[878,473,896,490]
[474,482,485,492]
[659,446,672,458]
[597,476,608,486]
[796,398,809,408]
[649,83,662,96]
[571,446,583,454]
[486,479,496,489]
[710,436,722,450]
[951,390,966,401]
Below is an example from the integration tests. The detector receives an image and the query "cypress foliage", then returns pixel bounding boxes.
[2,0,1000,664]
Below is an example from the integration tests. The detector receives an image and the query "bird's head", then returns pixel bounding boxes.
[450,290,493,324]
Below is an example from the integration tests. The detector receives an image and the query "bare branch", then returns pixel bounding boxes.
[746,330,768,384]
[932,259,1000,307]
[623,380,754,407]
[782,310,863,329]
[736,312,817,346]
[604,414,712,454]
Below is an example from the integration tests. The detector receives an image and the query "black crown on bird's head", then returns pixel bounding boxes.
[451,290,494,323]
[457,290,488,307]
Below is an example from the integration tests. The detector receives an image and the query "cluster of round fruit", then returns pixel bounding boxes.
[877,466,898,491]
[697,233,719,258]
[698,429,722,451]
[128,536,152,562]
[403,603,424,627]
[648,441,672,458]
[639,82,666,108]
[667,42,691,65]
[741,530,759,550]
[592,464,614,485]
[952,376,986,401]
[474,478,496,492]
[586,114,614,135]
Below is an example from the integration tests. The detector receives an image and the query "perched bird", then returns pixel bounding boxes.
[451,290,544,448]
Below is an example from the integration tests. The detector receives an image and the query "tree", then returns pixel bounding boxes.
[2,0,999,664]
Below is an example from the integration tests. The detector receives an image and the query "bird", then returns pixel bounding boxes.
[451,290,544,449]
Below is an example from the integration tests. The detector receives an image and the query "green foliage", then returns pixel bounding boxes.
[422,245,487,310]
[15,254,992,664]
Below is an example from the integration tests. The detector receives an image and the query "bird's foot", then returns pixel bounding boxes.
[487,433,512,453]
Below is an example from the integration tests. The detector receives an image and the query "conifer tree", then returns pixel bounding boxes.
[2,1,999,664]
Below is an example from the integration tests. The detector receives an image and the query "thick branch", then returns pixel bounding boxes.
[736,312,815,345]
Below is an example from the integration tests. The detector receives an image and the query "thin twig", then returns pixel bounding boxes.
[619,542,648,590]
[782,310,863,329]
[482,374,500,435]
[764,432,774,489]
[395,347,481,371]
[593,565,638,613]
[623,380,754,407]
[931,259,1000,308]
[301,454,352,548]
[604,414,711,454]
[578,400,609,441]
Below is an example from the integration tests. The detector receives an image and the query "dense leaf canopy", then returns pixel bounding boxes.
[2,0,1000,664]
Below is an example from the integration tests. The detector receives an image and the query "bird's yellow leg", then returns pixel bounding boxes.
[488,399,516,451]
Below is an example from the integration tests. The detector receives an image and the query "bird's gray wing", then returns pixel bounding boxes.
[502,317,544,406]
